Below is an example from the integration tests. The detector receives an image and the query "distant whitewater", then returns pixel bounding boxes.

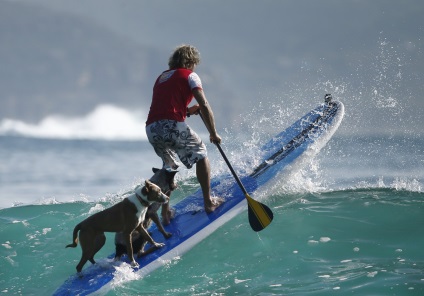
[0,104,148,141]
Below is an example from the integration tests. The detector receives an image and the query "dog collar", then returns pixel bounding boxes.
[135,187,151,207]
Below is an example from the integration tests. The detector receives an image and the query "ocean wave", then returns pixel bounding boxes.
[0,104,148,141]
[257,164,424,202]
[2,174,422,211]
[2,181,423,296]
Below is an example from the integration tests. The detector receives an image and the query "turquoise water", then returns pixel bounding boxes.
[1,134,423,295]
[1,187,423,295]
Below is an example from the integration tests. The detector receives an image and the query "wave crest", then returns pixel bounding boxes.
[0,104,147,141]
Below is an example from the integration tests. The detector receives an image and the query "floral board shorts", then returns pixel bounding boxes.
[146,120,207,169]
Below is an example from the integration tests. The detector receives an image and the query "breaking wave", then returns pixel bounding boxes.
[0,104,148,141]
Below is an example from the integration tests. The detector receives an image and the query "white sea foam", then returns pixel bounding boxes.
[111,263,142,288]
[0,104,148,141]
[320,237,331,243]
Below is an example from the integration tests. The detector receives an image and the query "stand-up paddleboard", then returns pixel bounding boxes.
[54,96,344,296]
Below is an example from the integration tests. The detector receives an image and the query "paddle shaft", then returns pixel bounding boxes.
[198,111,273,231]
[196,112,246,192]
[214,142,249,196]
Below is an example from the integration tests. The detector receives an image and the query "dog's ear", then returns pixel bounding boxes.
[167,170,178,178]
[145,180,153,192]
[152,168,159,173]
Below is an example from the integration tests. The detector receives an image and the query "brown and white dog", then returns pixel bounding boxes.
[66,178,170,273]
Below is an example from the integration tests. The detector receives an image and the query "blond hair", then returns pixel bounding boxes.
[168,44,201,69]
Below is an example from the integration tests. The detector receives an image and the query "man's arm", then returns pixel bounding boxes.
[192,88,221,144]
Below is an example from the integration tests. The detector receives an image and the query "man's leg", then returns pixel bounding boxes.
[196,157,223,213]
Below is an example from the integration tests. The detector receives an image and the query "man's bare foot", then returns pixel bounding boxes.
[205,197,224,213]
[161,208,175,226]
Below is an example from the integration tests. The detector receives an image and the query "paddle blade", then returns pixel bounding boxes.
[246,194,274,231]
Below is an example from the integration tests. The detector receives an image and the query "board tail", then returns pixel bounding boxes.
[66,224,81,248]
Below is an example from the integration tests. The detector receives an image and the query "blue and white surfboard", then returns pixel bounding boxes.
[54,98,344,296]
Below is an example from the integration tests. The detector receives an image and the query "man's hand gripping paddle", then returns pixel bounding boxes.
[198,112,273,231]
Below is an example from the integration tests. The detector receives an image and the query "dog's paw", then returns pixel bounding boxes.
[154,242,165,249]
[130,261,140,268]
[163,231,172,239]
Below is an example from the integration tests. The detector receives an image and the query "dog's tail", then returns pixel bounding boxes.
[66,223,81,248]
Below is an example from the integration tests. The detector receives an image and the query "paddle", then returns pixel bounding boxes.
[198,112,274,231]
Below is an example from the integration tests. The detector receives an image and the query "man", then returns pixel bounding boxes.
[146,44,224,224]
